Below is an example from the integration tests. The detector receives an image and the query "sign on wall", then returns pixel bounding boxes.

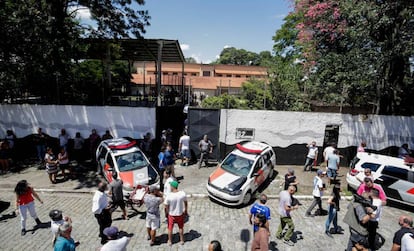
[235,128,255,140]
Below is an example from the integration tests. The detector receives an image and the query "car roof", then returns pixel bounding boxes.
[356,152,410,168]
[231,141,271,160]
[102,138,139,154]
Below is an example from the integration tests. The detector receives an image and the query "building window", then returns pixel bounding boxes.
[172,72,178,75]
[163,72,168,75]
[226,74,232,77]
[184,73,187,76]
[235,75,241,78]
[203,71,211,77]
[216,74,223,77]
[191,73,197,76]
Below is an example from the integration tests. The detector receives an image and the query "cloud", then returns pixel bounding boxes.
[180,44,190,51]
[68,5,92,20]
[223,45,231,49]
[190,54,201,63]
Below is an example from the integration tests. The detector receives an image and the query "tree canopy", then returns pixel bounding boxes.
[0,0,149,104]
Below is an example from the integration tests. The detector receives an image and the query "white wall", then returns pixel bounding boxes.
[0,105,156,140]
[220,109,414,150]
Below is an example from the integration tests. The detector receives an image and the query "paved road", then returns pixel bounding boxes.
[0,162,410,250]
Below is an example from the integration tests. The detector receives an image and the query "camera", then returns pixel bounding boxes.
[353,194,377,211]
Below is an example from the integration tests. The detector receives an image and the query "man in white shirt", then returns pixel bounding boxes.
[366,188,383,250]
[92,182,112,244]
[304,141,318,171]
[305,170,326,217]
[323,143,336,166]
[164,180,188,246]
[101,226,130,251]
[178,131,191,166]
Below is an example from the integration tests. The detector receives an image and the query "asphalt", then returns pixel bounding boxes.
[0,160,410,251]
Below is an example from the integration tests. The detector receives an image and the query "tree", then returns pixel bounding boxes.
[0,0,150,104]
[292,0,414,115]
[185,57,198,63]
[213,47,272,66]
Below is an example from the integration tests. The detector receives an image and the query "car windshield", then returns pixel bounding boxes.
[221,153,254,177]
[115,151,148,172]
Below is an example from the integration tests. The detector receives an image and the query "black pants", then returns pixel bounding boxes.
[94,209,112,244]
[368,221,379,250]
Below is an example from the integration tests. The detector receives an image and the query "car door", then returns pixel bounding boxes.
[103,152,115,183]
[97,145,108,172]
[251,158,266,191]
[376,165,414,205]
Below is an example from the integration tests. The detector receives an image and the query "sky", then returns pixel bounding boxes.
[140,0,293,63]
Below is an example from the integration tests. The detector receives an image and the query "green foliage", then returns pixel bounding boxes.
[291,0,414,115]
[213,47,272,66]
[0,0,149,104]
[201,94,248,109]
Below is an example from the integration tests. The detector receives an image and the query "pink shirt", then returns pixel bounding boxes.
[357,183,387,201]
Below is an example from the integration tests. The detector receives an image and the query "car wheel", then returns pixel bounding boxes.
[242,191,252,205]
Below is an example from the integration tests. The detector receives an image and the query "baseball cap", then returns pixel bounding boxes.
[317,169,326,176]
[49,209,63,221]
[170,180,179,189]
[103,226,119,238]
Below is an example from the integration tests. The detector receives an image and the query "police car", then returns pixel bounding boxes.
[206,141,276,206]
[347,152,414,206]
[96,138,160,197]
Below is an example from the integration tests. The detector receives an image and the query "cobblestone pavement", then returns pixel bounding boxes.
[0,162,410,250]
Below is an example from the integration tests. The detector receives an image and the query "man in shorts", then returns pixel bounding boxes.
[143,185,163,246]
[165,180,188,246]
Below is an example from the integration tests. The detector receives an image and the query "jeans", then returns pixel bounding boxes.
[276,216,295,241]
[199,151,210,167]
[303,157,314,171]
[327,168,337,179]
[325,205,338,231]
[36,145,46,161]
[19,201,38,230]
[306,196,322,215]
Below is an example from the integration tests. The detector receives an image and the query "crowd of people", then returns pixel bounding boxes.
[3,128,414,250]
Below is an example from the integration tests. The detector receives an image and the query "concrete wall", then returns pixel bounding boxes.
[0,105,156,139]
[219,109,414,162]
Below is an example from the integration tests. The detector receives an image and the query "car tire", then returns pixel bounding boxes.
[242,191,252,205]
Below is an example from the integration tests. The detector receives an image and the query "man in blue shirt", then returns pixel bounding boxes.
[248,194,270,233]
[327,149,340,184]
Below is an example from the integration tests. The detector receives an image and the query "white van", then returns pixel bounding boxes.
[347,152,414,206]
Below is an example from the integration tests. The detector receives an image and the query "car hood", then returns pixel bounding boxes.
[209,166,243,189]
[119,167,150,188]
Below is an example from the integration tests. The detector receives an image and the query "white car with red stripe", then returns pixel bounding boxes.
[96,138,160,198]
[347,152,414,206]
[206,141,276,206]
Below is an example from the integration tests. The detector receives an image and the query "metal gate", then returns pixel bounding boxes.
[188,108,220,162]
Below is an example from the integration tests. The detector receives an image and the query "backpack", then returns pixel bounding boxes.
[343,202,368,236]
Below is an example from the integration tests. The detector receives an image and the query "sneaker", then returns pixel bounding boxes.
[283,239,294,246]
[21,229,26,236]
[325,230,333,238]
[304,213,314,217]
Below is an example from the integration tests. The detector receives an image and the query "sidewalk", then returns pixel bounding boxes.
[0,159,352,201]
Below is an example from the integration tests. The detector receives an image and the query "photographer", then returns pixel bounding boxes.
[345,194,371,251]
[345,191,382,251]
